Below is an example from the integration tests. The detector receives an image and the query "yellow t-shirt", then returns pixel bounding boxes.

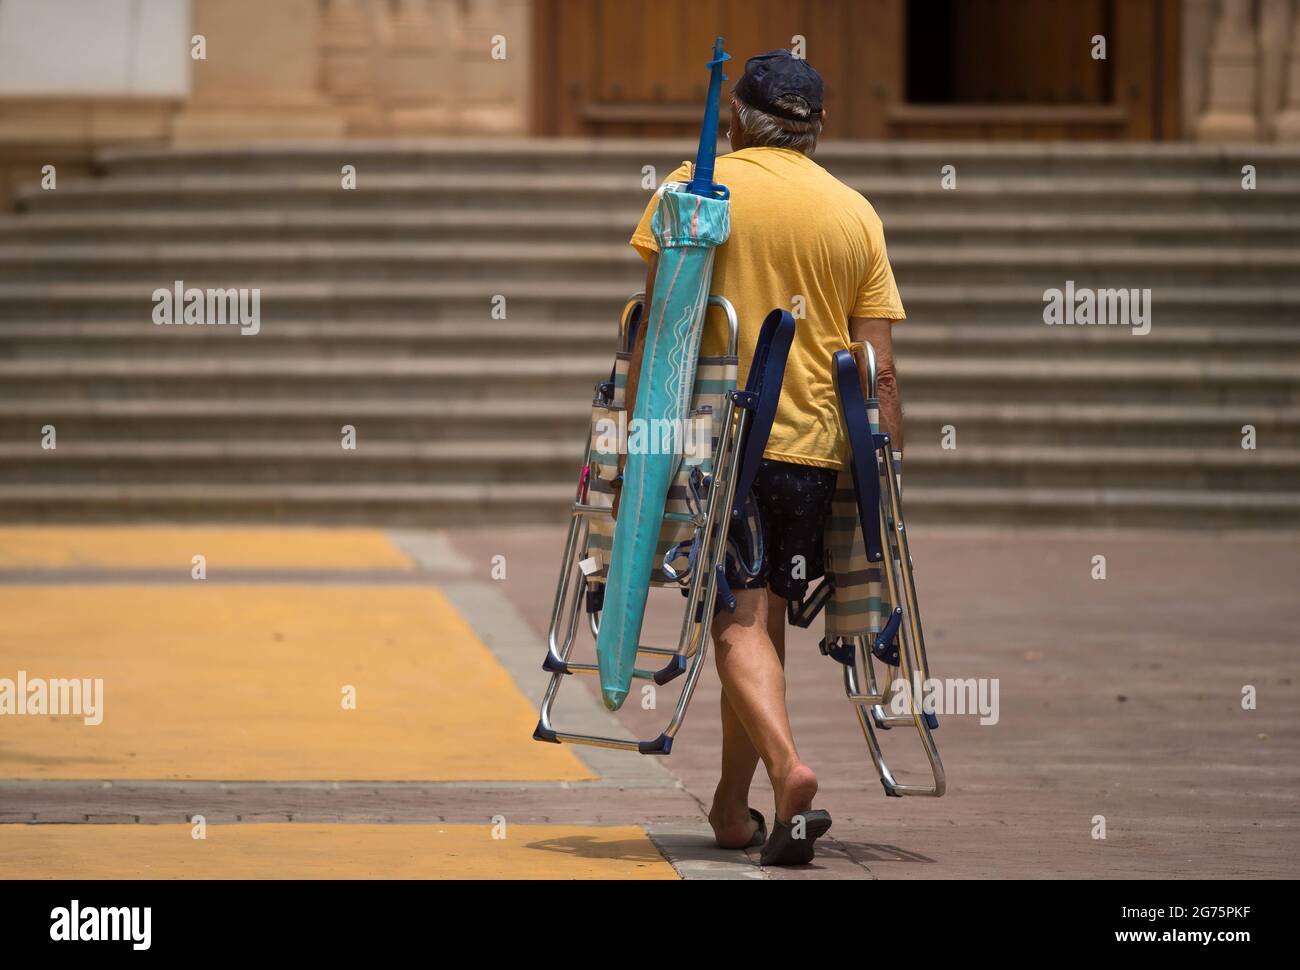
[631,146,905,471]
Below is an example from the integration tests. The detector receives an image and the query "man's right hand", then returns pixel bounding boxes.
[612,254,660,519]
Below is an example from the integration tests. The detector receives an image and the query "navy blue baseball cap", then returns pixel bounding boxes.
[732,49,824,122]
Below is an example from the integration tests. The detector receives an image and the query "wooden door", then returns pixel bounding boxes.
[531,0,1179,140]
[531,0,900,139]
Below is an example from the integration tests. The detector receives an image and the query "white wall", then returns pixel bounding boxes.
[0,0,190,96]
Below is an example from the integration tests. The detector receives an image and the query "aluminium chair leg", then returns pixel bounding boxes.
[850,451,945,797]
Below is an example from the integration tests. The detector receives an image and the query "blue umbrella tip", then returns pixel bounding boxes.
[601,687,628,711]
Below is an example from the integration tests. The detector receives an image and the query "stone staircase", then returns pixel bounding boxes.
[1,140,1298,527]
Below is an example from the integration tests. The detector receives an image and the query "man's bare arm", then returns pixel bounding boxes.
[612,253,657,515]
[622,253,658,423]
[848,317,903,454]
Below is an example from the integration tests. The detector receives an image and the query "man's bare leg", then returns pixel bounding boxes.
[709,590,787,846]
[708,587,818,847]
[709,688,763,847]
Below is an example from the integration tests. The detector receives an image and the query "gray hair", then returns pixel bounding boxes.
[731,94,823,155]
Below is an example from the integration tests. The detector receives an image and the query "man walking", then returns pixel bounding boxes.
[625,49,907,865]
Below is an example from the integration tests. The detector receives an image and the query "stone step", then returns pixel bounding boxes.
[0,480,1294,528]
[3,320,1295,363]
[0,241,645,283]
[3,140,1295,528]
[894,322,1300,361]
[3,440,1296,491]
[0,397,593,442]
[18,173,1300,215]
[3,282,1297,325]
[4,242,1299,288]
[95,139,1300,180]
[0,319,622,358]
[0,481,576,526]
[0,355,616,401]
[2,400,1295,448]
[904,403,1300,448]
[0,439,584,485]
[2,209,1296,248]
[903,444,1300,490]
[3,356,1296,405]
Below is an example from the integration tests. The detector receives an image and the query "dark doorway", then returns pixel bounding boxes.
[905,0,1111,105]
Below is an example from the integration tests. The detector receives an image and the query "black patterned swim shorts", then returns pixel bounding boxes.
[729,457,838,601]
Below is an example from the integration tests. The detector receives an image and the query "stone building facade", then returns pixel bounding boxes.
[1,0,1299,207]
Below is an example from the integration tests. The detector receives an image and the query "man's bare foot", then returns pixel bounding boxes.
[708,801,762,850]
[772,760,818,823]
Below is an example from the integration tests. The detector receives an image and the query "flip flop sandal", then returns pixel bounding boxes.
[759,809,832,867]
[745,808,768,848]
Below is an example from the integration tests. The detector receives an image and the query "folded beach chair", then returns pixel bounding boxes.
[535,37,803,754]
[591,37,735,712]
[533,291,794,754]
[787,342,946,797]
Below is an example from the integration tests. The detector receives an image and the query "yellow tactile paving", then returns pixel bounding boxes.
[0,823,677,880]
[0,527,413,571]
[0,585,593,781]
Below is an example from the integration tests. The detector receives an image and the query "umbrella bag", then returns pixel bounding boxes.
[593,189,731,710]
